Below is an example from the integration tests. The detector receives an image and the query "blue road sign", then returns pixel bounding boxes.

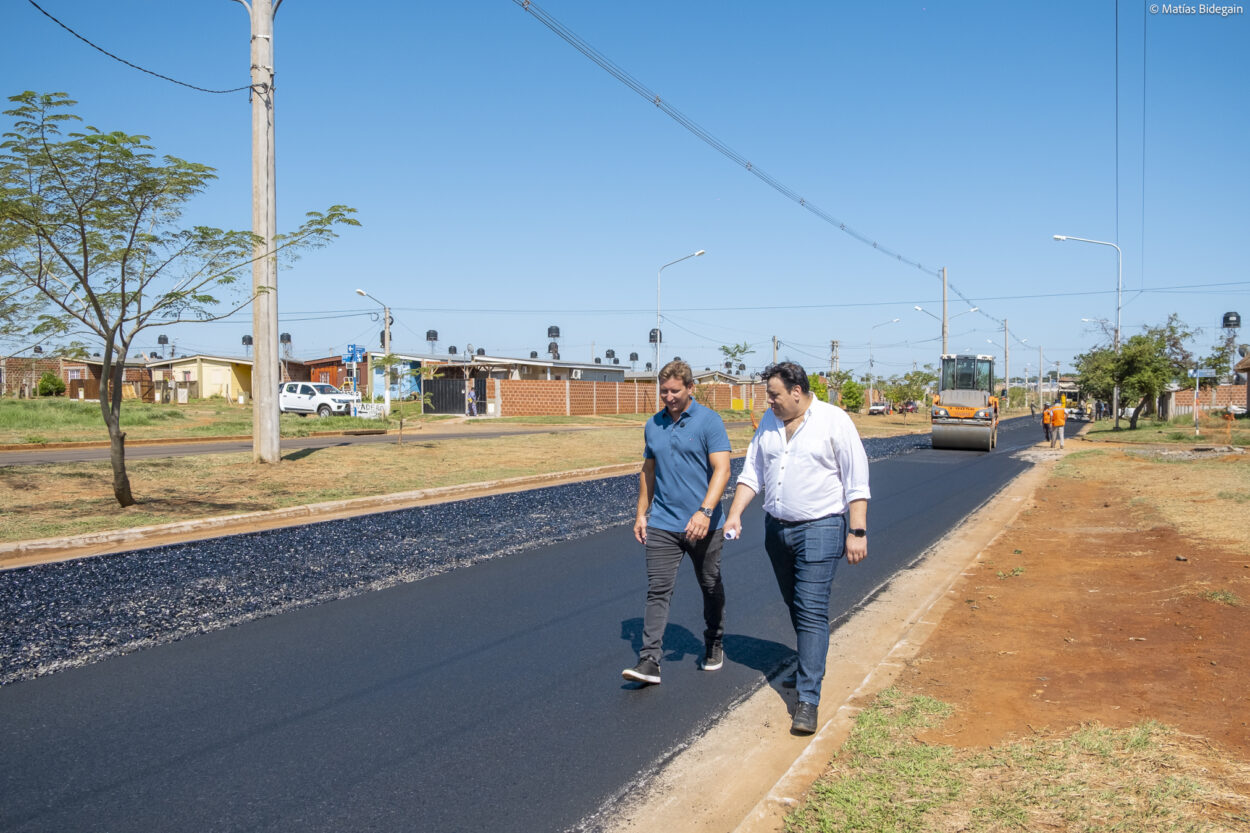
[1188,368,1216,378]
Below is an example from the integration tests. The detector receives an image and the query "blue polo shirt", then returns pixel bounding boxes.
[643,399,731,533]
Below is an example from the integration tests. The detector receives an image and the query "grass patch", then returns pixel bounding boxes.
[787,689,1250,833]
[1054,451,1248,553]
[1083,415,1250,446]
[1199,590,1242,607]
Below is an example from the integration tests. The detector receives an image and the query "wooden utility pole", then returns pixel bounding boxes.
[772,336,778,365]
[237,0,282,463]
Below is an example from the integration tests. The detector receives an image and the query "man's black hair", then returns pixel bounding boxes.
[763,361,809,394]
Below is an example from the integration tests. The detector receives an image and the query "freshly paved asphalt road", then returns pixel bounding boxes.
[0,418,1041,833]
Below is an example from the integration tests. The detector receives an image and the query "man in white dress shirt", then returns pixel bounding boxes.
[724,362,870,734]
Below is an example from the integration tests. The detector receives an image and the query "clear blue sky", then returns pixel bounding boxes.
[5,1,1248,383]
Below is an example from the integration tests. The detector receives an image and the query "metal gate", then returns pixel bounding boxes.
[426,378,486,414]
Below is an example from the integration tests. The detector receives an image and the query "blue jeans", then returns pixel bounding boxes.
[764,513,845,706]
[640,527,726,665]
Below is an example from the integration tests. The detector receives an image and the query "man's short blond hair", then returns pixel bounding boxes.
[658,360,694,387]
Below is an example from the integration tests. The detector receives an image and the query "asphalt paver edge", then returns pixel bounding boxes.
[0,460,648,570]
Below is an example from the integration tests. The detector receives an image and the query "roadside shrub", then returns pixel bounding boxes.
[37,372,66,397]
[808,374,829,403]
[841,379,865,412]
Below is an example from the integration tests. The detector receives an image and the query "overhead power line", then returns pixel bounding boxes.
[26,0,255,94]
[512,0,940,278]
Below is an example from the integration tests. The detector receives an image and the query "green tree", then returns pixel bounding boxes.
[37,370,65,396]
[0,92,357,506]
[1200,330,1238,386]
[840,379,865,412]
[719,341,755,373]
[1074,345,1117,406]
[890,366,936,421]
[1118,332,1175,428]
[807,372,829,403]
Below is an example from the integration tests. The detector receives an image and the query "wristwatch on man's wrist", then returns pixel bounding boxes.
[848,528,868,538]
[699,507,714,518]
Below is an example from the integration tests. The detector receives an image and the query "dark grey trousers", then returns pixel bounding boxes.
[639,527,725,665]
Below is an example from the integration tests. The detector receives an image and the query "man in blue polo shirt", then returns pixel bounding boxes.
[622,360,732,685]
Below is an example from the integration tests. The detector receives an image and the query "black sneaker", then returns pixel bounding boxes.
[792,702,818,734]
[622,658,661,684]
[702,641,724,671]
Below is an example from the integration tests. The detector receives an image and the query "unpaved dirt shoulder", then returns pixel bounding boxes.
[604,449,1060,833]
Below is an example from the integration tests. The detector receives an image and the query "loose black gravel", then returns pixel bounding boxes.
[0,434,927,686]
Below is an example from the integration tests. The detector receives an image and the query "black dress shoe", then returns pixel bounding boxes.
[792,702,818,734]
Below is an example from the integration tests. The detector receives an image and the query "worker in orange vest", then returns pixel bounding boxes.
[1047,402,1067,449]
[1041,402,1052,442]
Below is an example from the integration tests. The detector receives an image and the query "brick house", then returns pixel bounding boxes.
[1,355,91,398]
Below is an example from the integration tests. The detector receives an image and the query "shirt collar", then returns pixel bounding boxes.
[662,398,696,424]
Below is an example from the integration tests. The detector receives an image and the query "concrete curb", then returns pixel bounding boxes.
[730,458,1054,832]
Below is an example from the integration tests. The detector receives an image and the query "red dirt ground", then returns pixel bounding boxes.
[897,465,1250,759]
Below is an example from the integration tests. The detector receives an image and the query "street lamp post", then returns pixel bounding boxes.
[1054,234,1122,429]
[869,318,900,407]
[914,305,977,355]
[655,249,705,410]
[356,288,392,415]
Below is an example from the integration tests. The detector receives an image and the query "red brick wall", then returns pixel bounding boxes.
[1,357,69,396]
[492,380,769,417]
[497,380,569,416]
[1177,384,1248,409]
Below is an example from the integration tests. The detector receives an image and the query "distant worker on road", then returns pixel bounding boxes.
[623,360,732,686]
[1042,402,1052,442]
[724,362,870,736]
[467,385,478,417]
[1048,401,1067,449]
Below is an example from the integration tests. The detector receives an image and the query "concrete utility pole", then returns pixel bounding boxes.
[941,267,949,355]
[772,336,779,365]
[237,0,282,463]
[830,340,839,374]
[1038,345,1044,404]
[1003,319,1009,404]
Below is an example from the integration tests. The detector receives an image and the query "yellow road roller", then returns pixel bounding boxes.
[931,354,998,451]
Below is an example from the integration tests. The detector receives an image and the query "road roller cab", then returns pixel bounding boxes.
[931,354,999,451]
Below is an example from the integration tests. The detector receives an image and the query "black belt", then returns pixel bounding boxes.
[766,512,839,528]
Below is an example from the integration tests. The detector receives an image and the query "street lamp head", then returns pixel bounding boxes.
[891,318,900,323]
[968,307,979,313]
[913,305,923,312]
[355,288,367,296]
[694,250,705,257]
[1053,235,1067,241]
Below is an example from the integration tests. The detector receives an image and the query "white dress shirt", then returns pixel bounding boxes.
[737,398,870,522]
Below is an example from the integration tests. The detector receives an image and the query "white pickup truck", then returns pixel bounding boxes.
[278,382,357,417]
